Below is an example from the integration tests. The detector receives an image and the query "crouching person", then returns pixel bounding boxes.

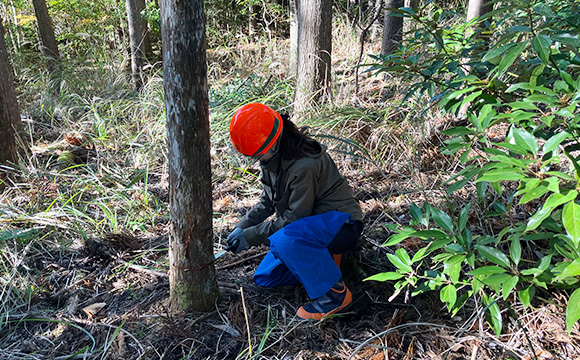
[226,103,363,320]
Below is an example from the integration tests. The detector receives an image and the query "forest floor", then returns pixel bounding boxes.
[2,32,580,360]
[2,151,580,359]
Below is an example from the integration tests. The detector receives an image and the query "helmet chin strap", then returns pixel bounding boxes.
[270,128,283,156]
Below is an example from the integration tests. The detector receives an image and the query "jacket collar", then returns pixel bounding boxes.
[261,142,326,172]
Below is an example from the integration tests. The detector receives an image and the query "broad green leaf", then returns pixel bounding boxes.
[502,276,519,301]
[442,126,476,136]
[440,284,457,310]
[365,272,405,282]
[508,25,531,32]
[544,191,578,209]
[489,155,530,169]
[532,34,551,63]
[483,43,517,62]
[477,181,487,200]
[414,229,449,239]
[431,208,454,232]
[384,231,415,246]
[445,243,466,254]
[458,203,472,232]
[506,82,553,94]
[544,171,576,181]
[563,202,580,248]
[497,41,528,77]
[412,247,429,263]
[543,177,560,193]
[484,273,514,284]
[553,33,580,48]
[555,258,580,281]
[543,132,571,154]
[388,249,413,273]
[525,206,554,232]
[527,94,557,105]
[510,235,521,265]
[566,288,580,334]
[515,178,541,197]
[519,286,535,308]
[475,245,511,268]
[444,262,462,283]
[561,71,575,87]
[468,266,508,276]
[519,185,549,205]
[427,237,453,253]
[483,295,503,336]
[446,254,467,266]
[477,168,524,183]
[495,142,532,156]
[410,203,423,224]
[511,128,538,155]
[537,255,552,273]
[508,101,538,111]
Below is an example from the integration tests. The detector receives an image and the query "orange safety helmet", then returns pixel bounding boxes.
[230,103,283,157]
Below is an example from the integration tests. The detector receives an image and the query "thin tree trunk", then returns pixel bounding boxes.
[160,0,219,312]
[293,0,332,120]
[249,3,260,36]
[0,21,22,189]
[126,0,146,91]
[466,0,494,40]
[381,0,404,56]
[288,0,298,77]
[370,0,384,41]
[32,0,61,94]
[136,0,152,60]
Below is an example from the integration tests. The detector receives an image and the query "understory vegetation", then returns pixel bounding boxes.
[1,0,579,359]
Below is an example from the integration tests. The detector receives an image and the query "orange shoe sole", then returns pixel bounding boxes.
[296,287,352,321]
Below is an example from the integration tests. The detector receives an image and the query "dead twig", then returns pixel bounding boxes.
[217,251,268,270]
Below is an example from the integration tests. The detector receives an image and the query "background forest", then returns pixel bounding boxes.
[1,0,580,359]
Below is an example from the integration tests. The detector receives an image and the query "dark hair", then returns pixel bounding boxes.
[279,114,320,160]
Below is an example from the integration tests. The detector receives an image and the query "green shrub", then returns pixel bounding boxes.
[367,0,580,335]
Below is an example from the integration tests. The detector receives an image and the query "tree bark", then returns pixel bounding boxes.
[136,0,152,60]
[466,0,494,40]
[381,0,404,56]
[288,0,298,76]
[160,0,219,312]
[126,0,146,91]
[0,21,22,188]
[293,0,332,120]
[466,0,493,22]
[32,0,61,94]
[249,3,260,36]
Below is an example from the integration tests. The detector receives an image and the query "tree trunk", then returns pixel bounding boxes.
[370,0,384,41]
[466,0,493,22]
[0,21,22,189]
[160,0,219,312]
[249,3,260,36]
[293,0,332,120]
[136,0,152,60]
[466,0,494,40]
[288,0,298,76]
[381,0,404,56]
[126,0,146,91]
[32,0,61,94]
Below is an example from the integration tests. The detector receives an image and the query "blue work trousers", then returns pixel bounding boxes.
[253,211,352,299]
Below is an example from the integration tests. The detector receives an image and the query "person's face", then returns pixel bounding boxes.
[256,139,280,163]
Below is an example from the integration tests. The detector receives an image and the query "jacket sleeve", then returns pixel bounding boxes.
[237,189,274,231]
[241,166,317,246]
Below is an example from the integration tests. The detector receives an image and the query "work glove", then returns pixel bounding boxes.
[226,227,250,254]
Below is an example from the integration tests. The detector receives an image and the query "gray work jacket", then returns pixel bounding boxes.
[237,143,363,246]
